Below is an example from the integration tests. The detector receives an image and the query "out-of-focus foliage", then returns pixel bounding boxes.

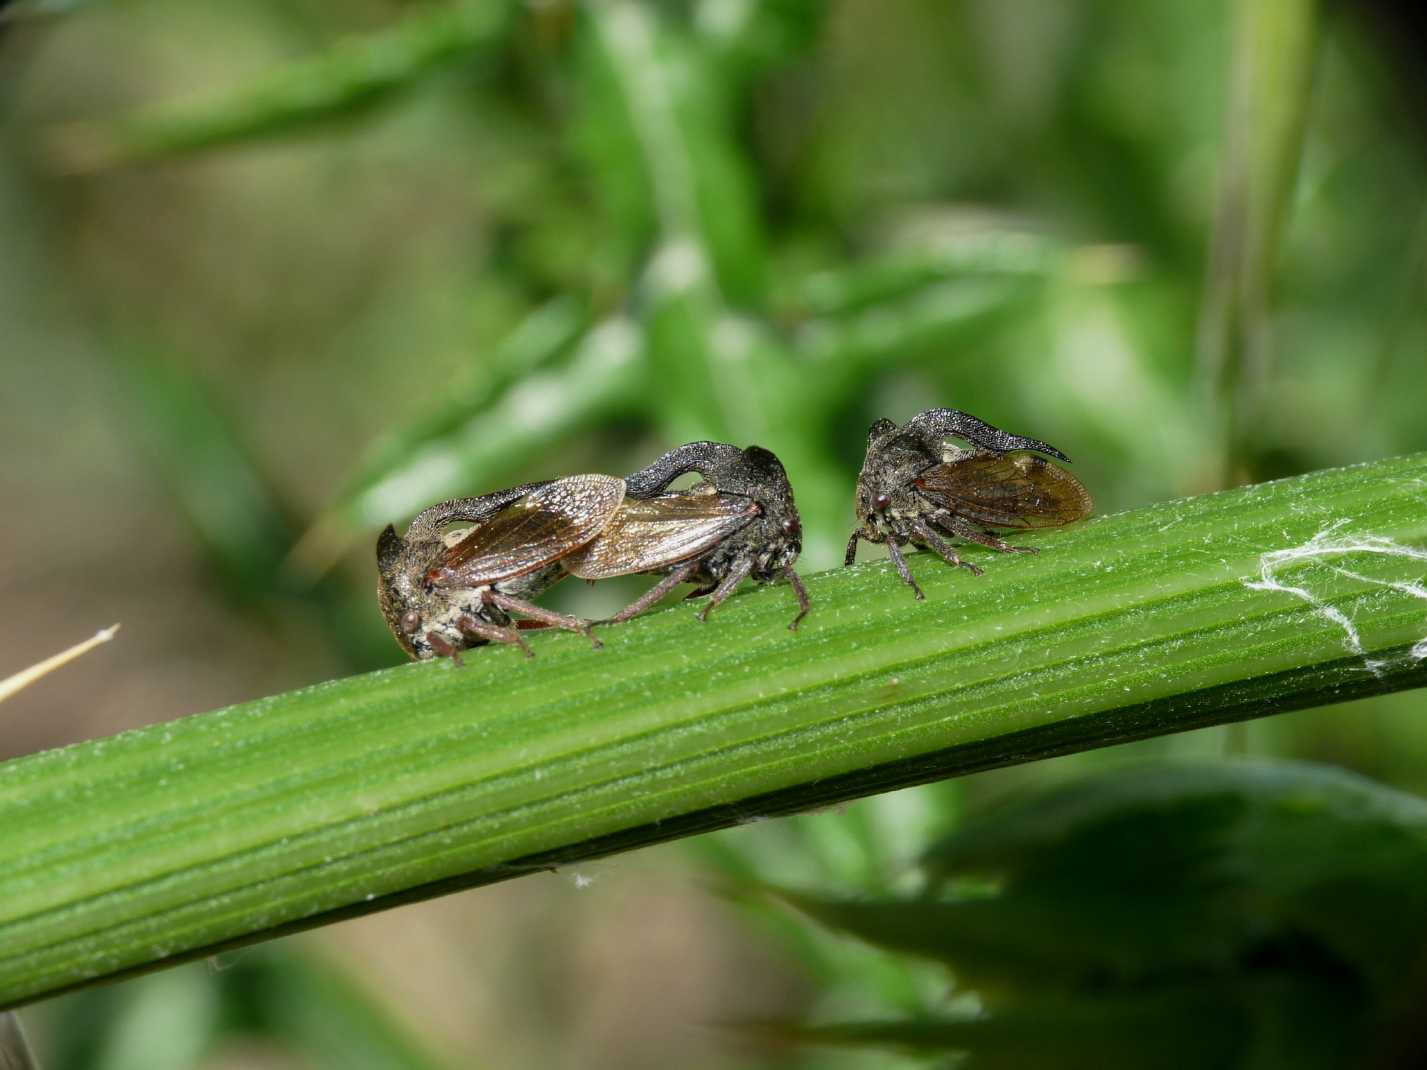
[35,945,447,1070]
[768,760,1427,1069]
[2,0,1426,1067]
[48,2,515,167]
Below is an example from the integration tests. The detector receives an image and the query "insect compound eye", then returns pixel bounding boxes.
[781,517,801,538]
[400,610,422,635]
[873,493,892,512]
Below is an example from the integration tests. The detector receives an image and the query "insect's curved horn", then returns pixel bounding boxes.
[623,441,749,498]
[901,408,1070,462]
[376,525,405,572]
[404,481,552,539]
[866,418,897,446]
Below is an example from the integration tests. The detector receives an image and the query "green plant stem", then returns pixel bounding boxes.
[4,454,1427,1008]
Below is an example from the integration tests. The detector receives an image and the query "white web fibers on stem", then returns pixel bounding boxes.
[1243,520,1427,677]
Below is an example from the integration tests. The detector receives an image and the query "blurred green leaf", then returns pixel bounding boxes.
[769,990,1247,1069]
[52,0,515,168]
[572,10,656,278]
[220,947,454,1070]
[337,295,592,516]
[785,231,1067,320]
[114,345,295,600]
[925,759,1427,1000]
[1198,0,1320,480]
[39,945,452,1070]
[775,893,1113,995]
[111,343,389,665]
[698,0,826,80]
[772,758,1427,1068]
[90,968,216,1070]
[333,314,645,534]
[773,976,1359,1070]
[583,3,767,301]
[795,276,1040,377]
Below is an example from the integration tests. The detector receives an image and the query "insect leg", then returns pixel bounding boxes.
[456,613,534,659]
[911,520,984,576]
[844,530,862,566]
[696,557,755,621]
[425,631,465,665]
[484,591,602,649]
[903,409,1070,461]
[784,568,811,630]
[884,539,925,600]
[933,512,1038,555]
[603,559,702,624]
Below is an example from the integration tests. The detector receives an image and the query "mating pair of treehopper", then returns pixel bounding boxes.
[377,442,805,661]
[379,409,1090,661]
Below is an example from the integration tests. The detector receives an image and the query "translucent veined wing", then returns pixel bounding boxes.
[914,453,1092,530]
[431,474,626,585]
[562,493,759,580]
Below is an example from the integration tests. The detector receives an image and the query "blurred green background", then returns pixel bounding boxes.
[2,1,1425,1067]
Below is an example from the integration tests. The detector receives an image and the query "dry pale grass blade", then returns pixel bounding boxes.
[0,1011,38,1070]
[0,625,120,706]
